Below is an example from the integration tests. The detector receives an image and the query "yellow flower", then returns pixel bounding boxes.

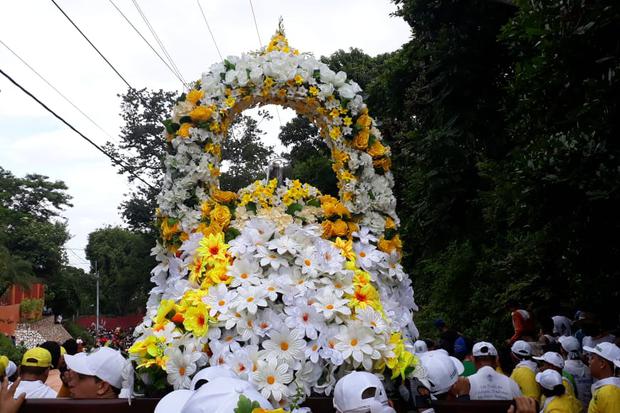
[321,220,334,239]
[197,232,229,263]
[264,77,274,88]
[210,204,232,228]
[343,116,353,126]
[183,302,209,337]
[352,130,369,149]
[204,143,222,157]
[177,122,192,138]
[356,113,372,128]
[186,89,204,105]
[353,270,371,286]
[331,219,349,237]
[225,96,236,108]
[309,86,319,96]
[373,157,392,172]
[209,122,221,133]
[190,105,213,122]
[294,74,303,85]
[333,237,355,260]
[161,219,180,241]
[329,126,342,140]
[211,186,238,204]
[208,263,231,285]
[347,284,380,310]
[367,140,386,158]
[378,235,402,254]
[385,217,396,230]
[201,201,213,218]
[252,409,286,413]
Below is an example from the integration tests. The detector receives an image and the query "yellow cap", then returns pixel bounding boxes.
[60,346,67,356]
[0,355,9,375]
[21,347,52,368]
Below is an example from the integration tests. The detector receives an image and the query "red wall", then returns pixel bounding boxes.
[0,284,45,306]
[75,314,144,330]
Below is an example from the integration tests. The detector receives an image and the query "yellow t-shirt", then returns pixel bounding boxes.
[544,394,583,413]
[541,378,582,412]
[511,364,541,402]
[588,382,620,413]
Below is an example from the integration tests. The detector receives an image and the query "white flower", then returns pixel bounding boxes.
[256,246,290,270]
[165,347,201,390]
[318,326,344,366]
[253,308,284,337]
[262,327,306,364]
[315,241,345,275]
[355,306,387,333]
[229,257,262,287]
[260,278,281,301]
[338,83,356,99]
[313,290,351,321]
[327,273,354,297]
[225,346,254,379]
[295,247,319,277]
[335,325,378,370]
[235,285,268,314]
[253,358,292,402]
[218,329,243,352]
[204,283,237,317]
[267,235,300,256]
[353,242,383,271]
[352,226,378,244]
[284,300,324,340]
[305,340,321,363]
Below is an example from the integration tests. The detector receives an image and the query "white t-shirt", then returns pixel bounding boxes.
[564,359,592,409]
[12,380,57,399]
[582,334,615,349]
[468,366,522,400]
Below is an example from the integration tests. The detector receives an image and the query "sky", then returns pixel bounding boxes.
[0,0,411,272]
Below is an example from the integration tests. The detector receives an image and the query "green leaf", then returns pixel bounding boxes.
[245,202,257,214]
[175,93,186,103]
[224,227,241,243]
[233,394,260,413]
[224,59,236,71]
[286,202,303,216]
[307,198,321,207]
[162,119,180,134]
[179,116,192,124]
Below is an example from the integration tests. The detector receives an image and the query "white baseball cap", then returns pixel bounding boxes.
[5,361,16,378]
[413,340,428,354]
[533,352,564,369]
[535,369,563,390]
[511,340,532,357]
[418,350,464,395]
[583,342,620,363]
[558,336,580,353]
[64,347,127,389]
[190,366,237,391]
[333,371,395,413]
[472,341,497,357]
[181,377,272,413]
[155,389,193,413]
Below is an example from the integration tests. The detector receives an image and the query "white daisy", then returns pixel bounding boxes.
[318,326,344,366]
[165,347,201,390]
[284,300,324,340]
[353,242,383,271]
[252,358,292,402]
[305,340,321,363]
[352,226,378,244]
[225,346,254,379]
[315,241,345,275]
[260,278,281,301]
[255,246,290,270]
[267,235,300,256]
[294,247,320,277]
[379,251,405,281]
[335,325,377,369]
[235,285,268,314]
[204,283,237,317]
[218,329,242,352]
[262,327,306,364]
[313,289,351,321]
[253,309,284,338]
[229,257,262,287]
[355,306,387,333]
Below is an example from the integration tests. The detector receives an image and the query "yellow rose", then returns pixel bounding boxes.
[211,187,238,204]
[210,204,231,228]
[352,130,369,150]
[332,219,349,237]
[321,220,334,238]
[190,106,213,122]
[186,89,204,105]
[177,123,192,138]
[373,157,392,172]
[385,217,396,230]
[347,221,359,236]
[367,140,386,158]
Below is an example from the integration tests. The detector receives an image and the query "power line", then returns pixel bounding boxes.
[248,0,263,48]
[0,68,156,190]
[196,0,223,61]
[50,0,133,90]
[131,0,188,87]
[66,248,90,265]
[107,0,185,87]
[0,39,114,140]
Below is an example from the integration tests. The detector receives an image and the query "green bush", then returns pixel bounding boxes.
[0,333,26,364]
[63,320,94,347]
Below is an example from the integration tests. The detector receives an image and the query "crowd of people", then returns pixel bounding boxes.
[0,305,617,412]
[86,325,135,351]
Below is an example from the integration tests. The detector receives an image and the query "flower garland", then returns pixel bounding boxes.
[133,27,418,408]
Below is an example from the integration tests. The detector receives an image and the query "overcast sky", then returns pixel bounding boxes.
[0,0,411,272]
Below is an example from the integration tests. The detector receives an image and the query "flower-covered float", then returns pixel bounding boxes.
[129,25,419,409]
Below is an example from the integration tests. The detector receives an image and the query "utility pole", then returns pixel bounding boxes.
[95,260,99,334]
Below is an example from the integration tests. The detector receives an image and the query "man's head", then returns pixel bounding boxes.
[19,347,52,382]
[472,341,498,369]
[417,350,464,399]
[533,352,564,373]
[584,342,620,380]
[510,340,532,364]
[39,341,61,369]
[333,371,395,413]
[505,299,519,311]
[558,336,581,360]
[64,347,127,398]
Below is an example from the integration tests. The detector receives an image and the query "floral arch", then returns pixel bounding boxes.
[130,27,418,406]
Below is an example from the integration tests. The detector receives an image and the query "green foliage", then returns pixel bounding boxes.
[233,395,261,413]
[19,298,43,314]
[85,226,156,316]
[0,333,26,364]
[63,321,95,348]
[46,266,95,317]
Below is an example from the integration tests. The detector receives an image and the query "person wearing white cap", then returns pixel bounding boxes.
[466,342,521,400]
[64,347,128,398]
[154,366,238,413]
[413,349,468,413]
[414,340,429,354]
[333,371,396,413]
[552,315,572,337]
[533,351,578,401]
[583,342,620,413]
[180,377,273,413]
[535,369,581,413]
[509,340,541,402]
[559,336,592,410]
